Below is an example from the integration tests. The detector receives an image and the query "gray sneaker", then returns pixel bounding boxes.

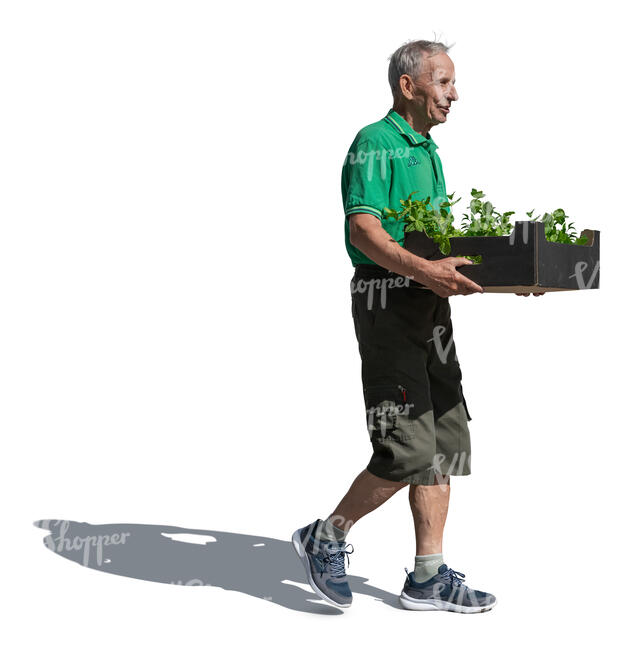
[399,564,497,613]
[291,519,354,608]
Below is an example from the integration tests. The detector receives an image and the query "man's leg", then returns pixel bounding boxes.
[322,468,408,536]
[291,469,405,608]
[400,476,496,613]
[408,476,450,555]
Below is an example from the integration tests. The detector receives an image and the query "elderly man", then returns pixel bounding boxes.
[292,40,499,613]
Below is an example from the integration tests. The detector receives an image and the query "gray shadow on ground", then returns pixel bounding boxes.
[33,519,402,614]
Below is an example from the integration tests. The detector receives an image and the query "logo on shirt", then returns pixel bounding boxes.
[407,155,420,168]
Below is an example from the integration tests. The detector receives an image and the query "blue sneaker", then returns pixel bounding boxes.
[399,564,497,613]
[291,519,354,608]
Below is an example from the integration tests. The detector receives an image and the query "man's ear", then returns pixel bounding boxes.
[399,74,415,101]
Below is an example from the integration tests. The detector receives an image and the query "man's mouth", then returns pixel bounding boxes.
[440,106,450,114]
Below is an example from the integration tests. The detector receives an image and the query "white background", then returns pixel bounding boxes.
[1,0,636,647]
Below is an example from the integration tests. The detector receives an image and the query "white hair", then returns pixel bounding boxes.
[388,39,452,96]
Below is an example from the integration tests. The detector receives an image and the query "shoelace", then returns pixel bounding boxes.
[320,542,354,578]
[403,565,466,587]
[440,567,466,587]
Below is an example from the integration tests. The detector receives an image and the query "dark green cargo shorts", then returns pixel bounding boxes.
[351,264,472,486]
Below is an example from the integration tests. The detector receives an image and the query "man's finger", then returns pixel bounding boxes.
[452,257,476,267]
[451,260,483,293]
[458,279,483,294]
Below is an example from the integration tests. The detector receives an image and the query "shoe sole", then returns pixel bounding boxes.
[399,591,497,614]
[291,529,351,609]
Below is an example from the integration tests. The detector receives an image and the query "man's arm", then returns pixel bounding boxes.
[349,212,484,298]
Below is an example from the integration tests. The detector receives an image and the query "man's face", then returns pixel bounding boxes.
[404,52,458,125]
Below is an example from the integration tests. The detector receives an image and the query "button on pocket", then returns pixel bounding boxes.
[363,384,416,442]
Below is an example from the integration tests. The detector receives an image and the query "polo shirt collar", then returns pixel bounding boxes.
[384,109,438,151]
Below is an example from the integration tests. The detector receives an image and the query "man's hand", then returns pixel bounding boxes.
[415,257,484,298]
[348,213,483,297]
[515,292,546,296]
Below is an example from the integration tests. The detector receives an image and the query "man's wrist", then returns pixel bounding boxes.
[404,256,432,285]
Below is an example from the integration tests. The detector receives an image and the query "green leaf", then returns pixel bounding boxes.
[383,208,399,220]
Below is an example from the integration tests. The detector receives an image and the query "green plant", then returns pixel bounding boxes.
[457,189,516,262]
[383,189,590,264]
[460,189,515,237]
[383,191,463,255]
[526,208,590,245]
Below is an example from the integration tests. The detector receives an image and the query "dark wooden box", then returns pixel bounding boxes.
[403,220,600,293]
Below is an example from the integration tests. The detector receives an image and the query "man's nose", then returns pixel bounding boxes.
[449,86,459,102]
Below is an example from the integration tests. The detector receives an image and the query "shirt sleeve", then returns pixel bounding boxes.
[342,138,392,221]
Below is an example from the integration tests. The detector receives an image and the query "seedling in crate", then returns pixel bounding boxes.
[383,191,463,256]
[459,189,516,262]
[384,188,590,266]
[527,208,590,245]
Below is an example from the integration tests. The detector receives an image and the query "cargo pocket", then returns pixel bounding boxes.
[363,384,416,442]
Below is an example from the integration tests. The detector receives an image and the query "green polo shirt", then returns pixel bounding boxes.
[341,108,448,267]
